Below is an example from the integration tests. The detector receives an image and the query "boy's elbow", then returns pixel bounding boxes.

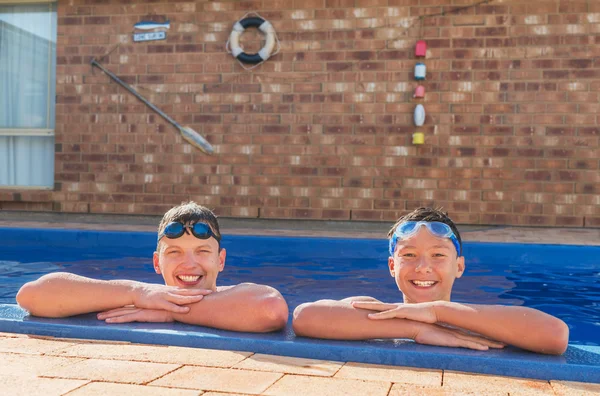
[16,282,36,312]
[535,318,569,355]
[548,319,569,355]
[292,302,321,337]
[292,303,309,336]
[256,292,289,332]
[16,282,53,317]
[16,273,67,317]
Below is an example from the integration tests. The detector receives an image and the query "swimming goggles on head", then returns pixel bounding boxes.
[158,221,221,243]
[389,221,461,257]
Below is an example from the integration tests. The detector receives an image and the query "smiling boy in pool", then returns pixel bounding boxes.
[17,202,288,332]
[293,207,569,354]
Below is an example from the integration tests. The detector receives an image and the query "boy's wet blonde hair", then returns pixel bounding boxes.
[157,202,221,251]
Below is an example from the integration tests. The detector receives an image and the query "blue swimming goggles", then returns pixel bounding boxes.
[389,221,461,257]
[158,221,221,243]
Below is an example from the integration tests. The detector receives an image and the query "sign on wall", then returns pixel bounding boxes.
[132,19,170,42]
[133,31,166,42]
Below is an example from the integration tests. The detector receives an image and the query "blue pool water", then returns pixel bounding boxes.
[1,227,599,346]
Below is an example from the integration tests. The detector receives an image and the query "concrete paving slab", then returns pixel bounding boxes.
[52,342,251,367]
[2,213,599,245]
[0,352,83,377]
[461,228,600,245]
[550,380,600,395]
[0,375,88,396]
[0,331,25,337]
[443,371,554,395]
[390,382,495,395]
[150,366,283,394]
[68,382,202,395]
[334,362,442,385]
[262,374,391,396]
[40,358,180,384]
[233,353,342,376]
[0,336,78,355]
[202,393,255,396]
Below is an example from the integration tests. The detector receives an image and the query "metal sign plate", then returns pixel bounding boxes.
[133,31,167,42]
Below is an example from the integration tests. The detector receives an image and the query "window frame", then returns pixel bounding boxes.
[0,1,56,138]
[0,1,57,189]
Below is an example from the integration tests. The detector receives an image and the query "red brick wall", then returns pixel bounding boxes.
[2,0,599,227]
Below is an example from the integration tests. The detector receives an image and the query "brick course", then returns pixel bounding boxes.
[1,0,599,227]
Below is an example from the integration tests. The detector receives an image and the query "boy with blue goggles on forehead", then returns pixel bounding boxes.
[293,207,569,355]
[17,202,288,333]
[390,221,462,257]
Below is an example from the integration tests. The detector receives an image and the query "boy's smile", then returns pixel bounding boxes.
[389,227,464,304]
[174,274,204,287]
[410,280,438,288]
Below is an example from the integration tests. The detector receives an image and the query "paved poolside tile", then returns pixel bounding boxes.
[389,383,489,395]
[334,362,442,385]
[0,336,78,355]
[233,353,342,376]
[53,342,251,367]
[202,393,257,396]
[150,366,283,394]
[443,371,554,395]
[40,358,180,384]
[0,352,83,377]
[68,382,202,395]
[0,375,88,396]
[550,380,600,395]
[202,393,255,396]
[0,331,26,337]
[461,228,600,246]
[4,216,600,245]
[262,374,391,396]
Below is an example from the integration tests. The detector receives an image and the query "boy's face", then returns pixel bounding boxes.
[388,227,465,304]
[153,232,225,291]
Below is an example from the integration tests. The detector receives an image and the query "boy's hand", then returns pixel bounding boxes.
[414,323,505,351]
[97,307,174,323]
[132,284,212,313]
[352,301,438,324]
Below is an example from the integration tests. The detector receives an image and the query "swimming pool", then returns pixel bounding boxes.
[1,227,599,382]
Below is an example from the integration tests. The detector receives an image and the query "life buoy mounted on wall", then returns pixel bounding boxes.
[227,15,279,66]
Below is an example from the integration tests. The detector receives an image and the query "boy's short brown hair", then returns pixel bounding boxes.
[388,207,462,252]
[157,202,221,251]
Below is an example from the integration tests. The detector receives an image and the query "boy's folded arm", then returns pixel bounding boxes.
[16,272,139,317]
[292,299,422,340]
[170,282,289,333]
[291,299,506,352]
[16,272,210,318]
[291,299,503,352]
[433,301,569,355]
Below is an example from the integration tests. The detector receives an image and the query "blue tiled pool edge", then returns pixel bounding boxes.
[1,304,599,383]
